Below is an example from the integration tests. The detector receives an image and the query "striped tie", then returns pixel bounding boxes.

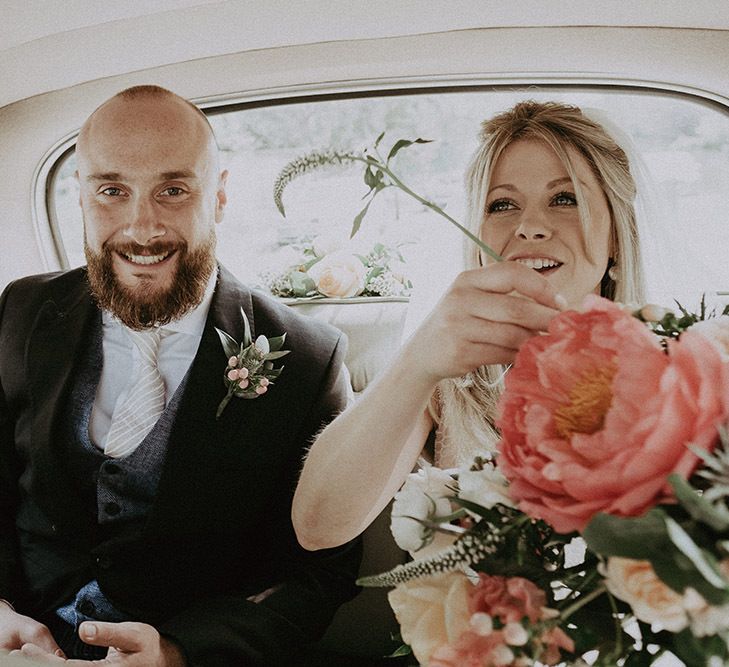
[104,328,167,458]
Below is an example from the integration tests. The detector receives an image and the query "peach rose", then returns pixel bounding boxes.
[307,251,366,298]
[497,295,729,533]
[602,557,689,632]
[388,571,472,665]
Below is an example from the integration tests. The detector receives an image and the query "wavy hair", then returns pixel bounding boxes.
[434,100,646,465]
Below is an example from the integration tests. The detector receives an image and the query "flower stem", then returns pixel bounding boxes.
[560,583,607,621]
[353,156,503,262]
[216,389,234,420]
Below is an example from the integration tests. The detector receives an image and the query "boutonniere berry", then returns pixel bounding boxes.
[215,307,290,419]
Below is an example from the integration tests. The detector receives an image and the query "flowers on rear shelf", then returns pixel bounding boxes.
[258,236,412,300]
[358,295,729,666]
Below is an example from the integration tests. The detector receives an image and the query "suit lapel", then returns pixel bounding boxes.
[145,268,259,533]
[27,272,98,526]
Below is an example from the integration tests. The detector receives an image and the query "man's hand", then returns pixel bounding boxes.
[9,621,186,666]
[0,602,64,656]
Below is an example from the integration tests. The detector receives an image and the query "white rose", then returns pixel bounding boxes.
[311,233,346,258]
[602,557,689,632]
[690,317,729,360]
[457,462,514,513]
[307,251,366,298]
[391,466,456,558]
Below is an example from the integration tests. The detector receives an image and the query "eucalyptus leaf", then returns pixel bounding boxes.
[302,257,321,271]
[583,510,670,559]
[215,327,240,360]
[267,333,287,352]
[263,350,290,361]
[386,137,432,162]
[240,307,253,347]
[351,198,374,237]
[364,165,377,189]
[450,496,492,519]
[374,131,386,149]
[669,473,729,531]
[290,270,316,297]
[387,644,412,658]
[664,516,729,597]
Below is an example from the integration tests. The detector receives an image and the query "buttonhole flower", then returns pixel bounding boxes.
[215,307,290,419]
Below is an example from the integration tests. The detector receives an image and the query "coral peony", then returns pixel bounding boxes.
[497,295,729,533]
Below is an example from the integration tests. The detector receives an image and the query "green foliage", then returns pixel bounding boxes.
[584,510,729,606]
[272,133,501,260]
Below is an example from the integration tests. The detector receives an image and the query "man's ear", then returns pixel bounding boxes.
[215,170,228,224]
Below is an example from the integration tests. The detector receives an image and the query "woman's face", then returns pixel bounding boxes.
[481,138,613,309]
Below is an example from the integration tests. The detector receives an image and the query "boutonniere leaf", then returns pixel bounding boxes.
[215,307,290,419]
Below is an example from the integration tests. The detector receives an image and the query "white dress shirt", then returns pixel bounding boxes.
[89,271,217,451]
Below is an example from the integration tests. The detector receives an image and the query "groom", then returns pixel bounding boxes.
[0,85,360,665]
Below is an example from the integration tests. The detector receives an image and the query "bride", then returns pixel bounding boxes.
[292,100,646,550]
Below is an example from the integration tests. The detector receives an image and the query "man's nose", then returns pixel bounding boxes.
[515,209,552,241]
[123,198,165,245]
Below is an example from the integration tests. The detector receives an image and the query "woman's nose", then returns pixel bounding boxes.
[515,210,552,241]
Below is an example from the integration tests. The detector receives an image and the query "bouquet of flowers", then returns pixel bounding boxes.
[258,236,412,300]
[359,295,729,666]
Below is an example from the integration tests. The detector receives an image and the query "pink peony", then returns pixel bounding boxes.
[497,295,729,533]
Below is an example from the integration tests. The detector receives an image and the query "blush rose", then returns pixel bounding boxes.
[307,251,366,298]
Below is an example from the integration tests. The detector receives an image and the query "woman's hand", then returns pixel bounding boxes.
[403,261,566,383]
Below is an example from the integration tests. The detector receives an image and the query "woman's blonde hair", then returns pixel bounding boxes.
[434,100,646,465]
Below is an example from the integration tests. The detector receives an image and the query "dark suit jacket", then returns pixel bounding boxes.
[0,265,361,666]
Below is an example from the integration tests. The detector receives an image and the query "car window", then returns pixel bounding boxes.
[48,87,729,310]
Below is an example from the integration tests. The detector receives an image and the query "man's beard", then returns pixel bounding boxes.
[85,232,217,330]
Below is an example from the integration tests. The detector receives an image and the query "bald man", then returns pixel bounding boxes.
[0,86,360,666]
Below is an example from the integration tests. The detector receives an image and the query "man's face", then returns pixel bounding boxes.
[76,95,227,328]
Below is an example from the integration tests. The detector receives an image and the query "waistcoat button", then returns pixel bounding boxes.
[104,502,121,516]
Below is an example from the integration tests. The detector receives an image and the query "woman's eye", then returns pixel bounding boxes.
[551,192,577,206]
[487,199,516,213]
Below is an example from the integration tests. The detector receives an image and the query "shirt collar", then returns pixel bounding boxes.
[101,268,218,338]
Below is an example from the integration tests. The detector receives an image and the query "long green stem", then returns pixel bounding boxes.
[560,583,607,621]
[352,155,503,262]
[606,589,623,658]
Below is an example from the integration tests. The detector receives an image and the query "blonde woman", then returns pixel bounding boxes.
[293,101,645,550]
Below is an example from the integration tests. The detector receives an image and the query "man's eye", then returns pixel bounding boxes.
[101,187,124,196]
[160,186,184,197]
[487,199,516,213]
[551,192,577,206]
